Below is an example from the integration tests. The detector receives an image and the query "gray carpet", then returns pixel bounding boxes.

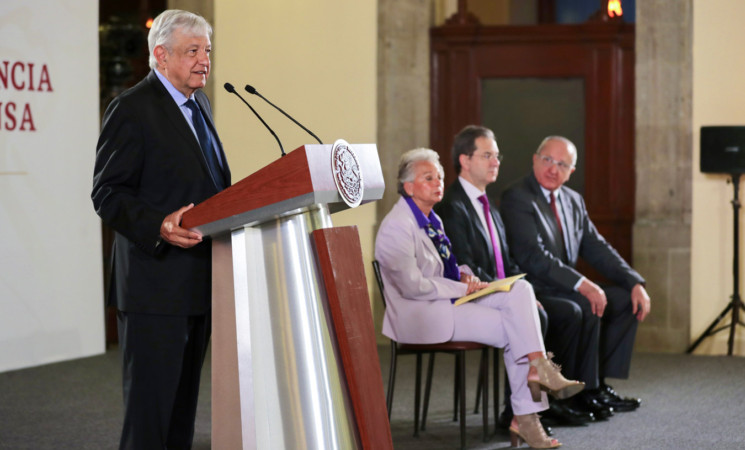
[0,346,743,449]
[385,350,745,449]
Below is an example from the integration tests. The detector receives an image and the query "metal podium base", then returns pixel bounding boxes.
[212,204,358,450]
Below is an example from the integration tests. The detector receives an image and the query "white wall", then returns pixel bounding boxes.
[691,0,745,355]
[0,0,104,372]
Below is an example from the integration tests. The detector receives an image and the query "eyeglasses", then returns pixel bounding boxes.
[472,152,503,162]
[537,154,573,173]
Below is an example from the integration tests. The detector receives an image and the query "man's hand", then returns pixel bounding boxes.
[631,283,651,321]
[578,278,607,317]
[159,203,203,249]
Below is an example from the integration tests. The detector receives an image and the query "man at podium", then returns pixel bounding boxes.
[91,9,230,449]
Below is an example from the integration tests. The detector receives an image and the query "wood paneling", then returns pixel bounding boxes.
[181,147,312,229]
[312,227,393,450]
[431,22,635,267]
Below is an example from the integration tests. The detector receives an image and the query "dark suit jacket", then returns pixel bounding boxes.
[435,179,520,282]
[92,70,231,315]
[500,172,643,295]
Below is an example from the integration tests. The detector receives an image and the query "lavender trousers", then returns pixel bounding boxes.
[451,279,549,415]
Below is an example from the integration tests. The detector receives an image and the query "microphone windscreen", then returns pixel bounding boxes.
[244,85,257,95]
[224,82,235,93]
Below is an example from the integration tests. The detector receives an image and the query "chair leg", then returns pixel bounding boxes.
[420,352,435,431]
[474,352,483,414]
[386,342,397,419]
[413,353,422,437]
[457,351,467,450]
[480,348,489,442]
[452,359,459,422]
[493,347,500,433]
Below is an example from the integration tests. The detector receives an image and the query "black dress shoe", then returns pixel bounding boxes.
[540,400,593,426]
[541,421,553,437]
[596,384,641,412]
[573,392,614,420]
[498,409,512,429]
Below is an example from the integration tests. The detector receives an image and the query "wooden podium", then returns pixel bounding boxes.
[182,143,392,450]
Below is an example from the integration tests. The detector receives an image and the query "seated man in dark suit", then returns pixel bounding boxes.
[436,126,587,429]
[501,136,651,420]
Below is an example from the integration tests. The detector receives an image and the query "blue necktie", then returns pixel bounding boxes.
[184,99,224,191]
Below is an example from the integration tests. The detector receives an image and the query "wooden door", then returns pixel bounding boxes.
[431,22,635,267]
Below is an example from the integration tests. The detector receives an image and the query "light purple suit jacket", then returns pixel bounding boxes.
[375,197,469,344]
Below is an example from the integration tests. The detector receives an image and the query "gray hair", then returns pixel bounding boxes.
[397,148,444,197]
[148,10,212,69]
[536,136,578,167]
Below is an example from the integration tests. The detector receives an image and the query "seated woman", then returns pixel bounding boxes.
[375,148,584,449]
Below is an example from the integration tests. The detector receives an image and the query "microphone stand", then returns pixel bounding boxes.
[224,83,285,157]
[244,85,323,145]
[687,173,745,355]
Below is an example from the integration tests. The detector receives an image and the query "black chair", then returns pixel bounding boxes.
[372,260,498,449]
[474,346,504,433]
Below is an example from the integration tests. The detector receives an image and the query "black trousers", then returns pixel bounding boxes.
[117,311,211,450]
[539,285,638,390]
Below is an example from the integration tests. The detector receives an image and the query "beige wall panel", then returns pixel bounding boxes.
[691,0,745,355]
[212,1,378,311]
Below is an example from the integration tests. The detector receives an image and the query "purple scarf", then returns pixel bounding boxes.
[404,196,460,282]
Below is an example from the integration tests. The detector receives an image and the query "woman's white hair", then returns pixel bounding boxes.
[397,148,444,197]
[148,10,212,69]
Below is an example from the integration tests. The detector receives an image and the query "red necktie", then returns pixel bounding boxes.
[477,194,505,279]
[550,192,565,245]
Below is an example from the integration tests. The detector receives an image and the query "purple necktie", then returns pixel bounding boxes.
[477,194,505,279]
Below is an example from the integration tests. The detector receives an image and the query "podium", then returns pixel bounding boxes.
[181,143,392,450]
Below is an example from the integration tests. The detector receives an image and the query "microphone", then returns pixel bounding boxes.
[224,82,285,157]
[244,84,323,145]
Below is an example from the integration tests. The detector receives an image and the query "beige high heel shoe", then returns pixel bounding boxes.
[509,413,560,449]
[528,353,585,402]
